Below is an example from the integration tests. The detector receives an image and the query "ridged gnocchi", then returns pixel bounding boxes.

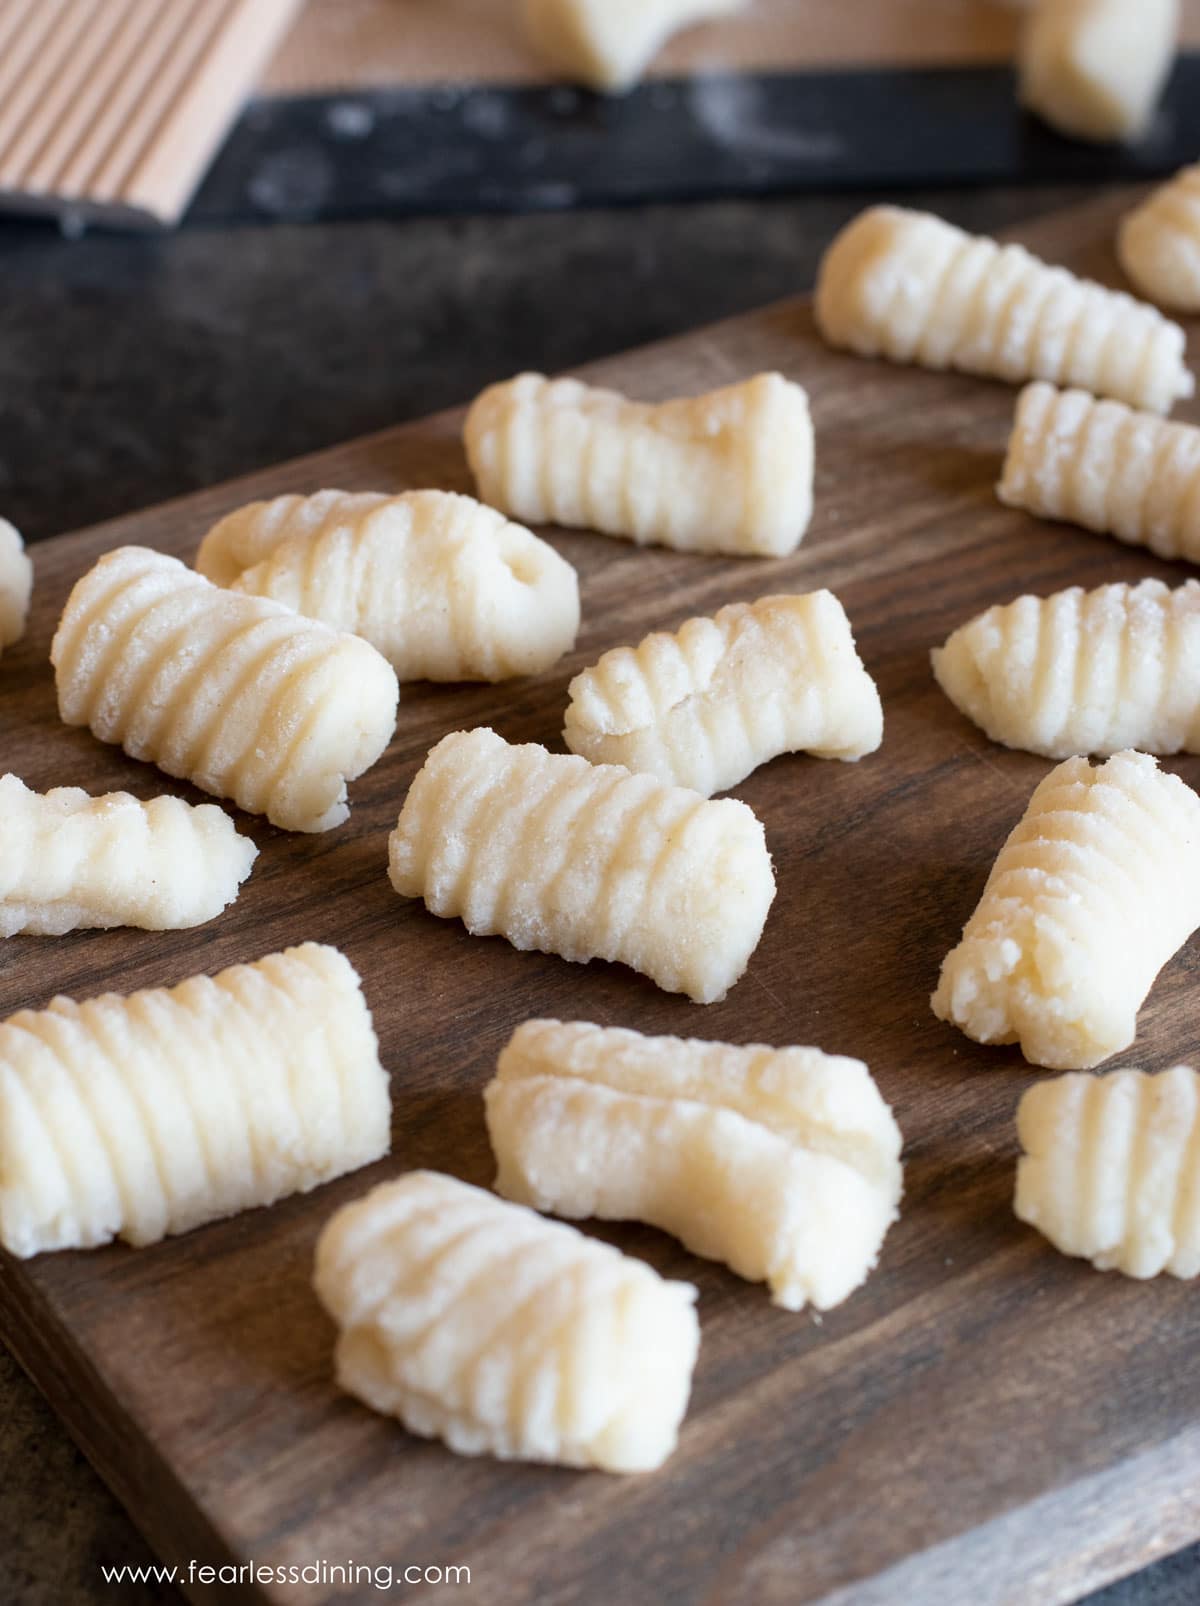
[932,751,1200,1070]
[563,591,883,795]
[1016,1065,1200,1278]
[815,207,1193,415]
[0,773,256,935]
[388,727,776,1003]
[486,1020,903,1312]
[1119,166,1200,312]
[998,382,1200,559]
[195,490,580,683]
[0,518,32,649]
[0,943,390,1258]
[463,371,814,557]
[312,1171,700,1472]
[1020,0,1178,143]
[51,547,399,833]
[523,0,745,92]
[933,579,1200,759]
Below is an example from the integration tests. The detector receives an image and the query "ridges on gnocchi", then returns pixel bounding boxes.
[463,370,814,558]
[312,1171,700,1472]
[388,727,776,1004]
[0,773,257,935]
[932,751,1200,1070]
[563,591,883,796]
[486,1019,903,1312]
[195,489,581,683]
[0,943,390,1258]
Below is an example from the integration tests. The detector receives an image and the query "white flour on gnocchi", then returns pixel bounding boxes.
[486,1020,903,1312]
[313,1171,699,1472]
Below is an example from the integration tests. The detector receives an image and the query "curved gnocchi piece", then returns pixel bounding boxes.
[563,591,883,795]
[0,943,390,1257]
[998,382,1200,559]
[388,727,775,1003]
[0,773,256,935]
[486,1020,903,1312]
[933,579,1200,759]
[932,751,1200,1070]
[1119,166,1200,313]
[312,1171,700,1472]
[1020,0,1178,143]
[0,519,32,649]
[522,0,745,93]
[195,490,580,683]
[1016,1065,1200,1278]
[815,207,1192,415]
[463,371,814,557]
[51,547,399,833]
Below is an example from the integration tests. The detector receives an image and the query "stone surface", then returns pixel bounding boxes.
[0,182,1194,1605]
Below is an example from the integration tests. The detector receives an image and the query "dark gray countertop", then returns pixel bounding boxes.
[0,183,1196,1606]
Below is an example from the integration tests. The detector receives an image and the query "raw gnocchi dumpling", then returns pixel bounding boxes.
[1119,166,1200,313]
[1016,1065,1200,1278]
[312,1171,700,1472]
[523,0,746,93]
[563,591,883,795]
[0,519,32,649]
[933,580,1200,759]
[195,490,580,683]
[486,1020,903,1312]
[815,207,1193,415]
[51,547,399,833]
[0,773,256,935]
[0,943,390,1258]
[388,727,775,1003]
[932,751,1200,1070]
[1020,0,1178,143]
[463,371,814,557]
[998,382,1200,559]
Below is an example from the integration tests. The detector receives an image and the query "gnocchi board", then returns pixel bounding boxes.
[3,188,1200,1606]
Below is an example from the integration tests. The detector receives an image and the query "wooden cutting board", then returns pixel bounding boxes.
[4,189,1200,1606]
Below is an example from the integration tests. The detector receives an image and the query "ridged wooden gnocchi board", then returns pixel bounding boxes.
[3,190,1200,1606]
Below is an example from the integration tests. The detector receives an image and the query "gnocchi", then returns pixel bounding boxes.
[815,207,1193,415]
[0,773,256,935]
[933,579,1200,759]
[998,382,1200,559]
[522,0,746,94]
[1020,0,1178,143]
[563,591,883,795]
[0,519,31,649]
[932,751,1200,1070]
[52,547,399,833]
[486,1020,903,1312]
[1016,1065,1200,1278]
[463,371,814,557]
[1119,166,1200,313]
[312,1171,700,1472]
[195,490,580,683]
[387,727,776,1003]
[0,943,390,1258]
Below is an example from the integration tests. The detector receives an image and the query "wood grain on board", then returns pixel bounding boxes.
[264,0,1200,93]
[3,190,1200,1606]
